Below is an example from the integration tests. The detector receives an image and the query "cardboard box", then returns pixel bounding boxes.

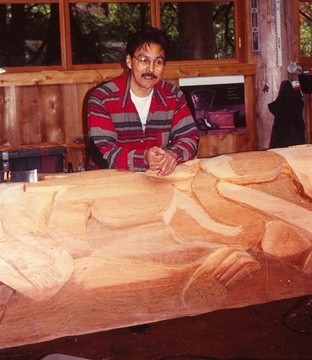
[0,147,66,173]
[207,110,238,129]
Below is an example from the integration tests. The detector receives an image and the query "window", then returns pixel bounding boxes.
[0,0,238,70]
[0,2,61,67]
[70,2,151,65]
[160,2,235,61]
[299,1,312,57]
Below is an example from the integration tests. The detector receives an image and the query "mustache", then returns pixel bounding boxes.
[142,72,157,79]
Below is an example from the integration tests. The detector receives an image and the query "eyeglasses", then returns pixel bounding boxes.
[133,55,165,70]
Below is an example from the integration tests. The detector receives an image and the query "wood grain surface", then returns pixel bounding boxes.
[0,145,311,349]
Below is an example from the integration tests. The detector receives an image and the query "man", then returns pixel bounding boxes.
[88,26,199,176]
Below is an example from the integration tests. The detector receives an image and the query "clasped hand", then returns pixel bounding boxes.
[144,146,177,176]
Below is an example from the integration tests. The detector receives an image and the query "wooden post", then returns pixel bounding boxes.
[255,0,296,149]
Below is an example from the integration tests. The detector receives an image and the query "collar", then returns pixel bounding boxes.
[121,72,168,108]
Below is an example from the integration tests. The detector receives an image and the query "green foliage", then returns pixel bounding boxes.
[300,2,312,56]
[1,1,235,67]
[160,2,234,61]
[70,3,151,64]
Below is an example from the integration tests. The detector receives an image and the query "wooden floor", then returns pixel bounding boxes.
[1,295,311,360]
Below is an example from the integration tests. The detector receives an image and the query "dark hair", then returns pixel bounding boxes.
[126,26,169,59]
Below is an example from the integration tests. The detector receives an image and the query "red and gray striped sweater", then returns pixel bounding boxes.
[88,73,199,172]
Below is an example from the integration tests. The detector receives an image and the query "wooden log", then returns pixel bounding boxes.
[0,145,311,349]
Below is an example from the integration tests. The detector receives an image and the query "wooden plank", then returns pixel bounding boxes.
[0,64,257,87]
[20,86,41,145]
[244,74,257,149]
[59,82,98,143]
[0,68,124,87]
[2,87,22,145]
[0,88,7,146]
[305,94,312,144]
[164,63,257,79]
[76,82,97,138]
[61,84,79,143]
[197,130,252,158]
[37,85,65,143]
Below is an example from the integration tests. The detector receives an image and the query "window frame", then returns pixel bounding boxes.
[0,0,67,71]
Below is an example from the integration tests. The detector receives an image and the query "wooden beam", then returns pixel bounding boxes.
[0,64,257,87]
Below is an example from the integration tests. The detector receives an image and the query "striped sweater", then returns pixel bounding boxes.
[88,73,199,172]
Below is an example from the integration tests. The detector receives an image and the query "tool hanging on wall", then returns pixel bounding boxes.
[263,65,269,93]
[273,0,283,67]
[250,0,260,52]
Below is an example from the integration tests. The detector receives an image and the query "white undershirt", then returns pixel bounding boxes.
[130,89,153,131]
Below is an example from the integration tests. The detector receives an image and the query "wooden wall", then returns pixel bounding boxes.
[0,83,91,145]
[0,64,257,159]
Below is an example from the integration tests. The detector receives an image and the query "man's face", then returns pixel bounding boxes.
[126,43,165,97]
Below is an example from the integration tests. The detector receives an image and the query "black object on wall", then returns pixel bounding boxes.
[269,80,305,148]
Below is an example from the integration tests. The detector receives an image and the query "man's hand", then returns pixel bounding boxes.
[144,147,177,176]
